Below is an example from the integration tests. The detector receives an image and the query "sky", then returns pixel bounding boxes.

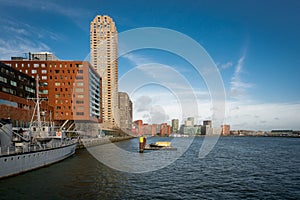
[0,0,299,130]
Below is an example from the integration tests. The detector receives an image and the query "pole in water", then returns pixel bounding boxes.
[139,136,146,153]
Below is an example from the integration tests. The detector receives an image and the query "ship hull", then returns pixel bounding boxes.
[0,142,77,179]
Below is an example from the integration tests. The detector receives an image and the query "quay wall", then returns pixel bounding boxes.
[77,136,134,149]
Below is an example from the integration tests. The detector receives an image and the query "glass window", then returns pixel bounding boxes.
[78,106,84,111]
[75,88,84,92]
[10,80,17,86]
[0,76,7,83]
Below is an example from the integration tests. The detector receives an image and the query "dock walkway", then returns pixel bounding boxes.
[77,136,134,149]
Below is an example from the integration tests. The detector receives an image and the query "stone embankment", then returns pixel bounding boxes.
[77,136,134,149]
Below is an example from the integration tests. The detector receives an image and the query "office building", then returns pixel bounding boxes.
[11,52,59,61]
[221,124,231,136]
[90,15,119,130]
[203,120,212,127]
[184,117,194,127]
[160,123,171,136]
[1,60,101,135]
[118,92,132,133]
[0,62,50,127]
[29,52,59,61]
[171,119,179,133]
[132,120,143,136]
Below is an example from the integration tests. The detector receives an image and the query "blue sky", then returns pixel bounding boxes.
[0,0,299,130]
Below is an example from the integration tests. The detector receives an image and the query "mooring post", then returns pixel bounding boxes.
[139,136,146,153]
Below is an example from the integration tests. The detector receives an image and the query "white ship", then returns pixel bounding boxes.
[0,77,77,179]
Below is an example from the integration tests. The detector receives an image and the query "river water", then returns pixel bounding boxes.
[0,136,299,199]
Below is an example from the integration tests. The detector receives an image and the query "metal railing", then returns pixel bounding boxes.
[0,139,76,156]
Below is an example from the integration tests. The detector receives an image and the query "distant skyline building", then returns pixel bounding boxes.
[184,117,194,127]
[221,124,231,136]
[160,123,171,136]
[203,120,212,128]
[90,15,119,130]
[172,119,179,133]
[132,120,143,136]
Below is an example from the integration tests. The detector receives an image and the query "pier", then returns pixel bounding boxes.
[77,136,134,149]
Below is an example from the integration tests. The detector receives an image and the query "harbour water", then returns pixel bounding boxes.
[0,136,299,199]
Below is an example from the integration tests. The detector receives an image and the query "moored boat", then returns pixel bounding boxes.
[139,137,177,152]
[149,141,171,147]
[0,77,77,179]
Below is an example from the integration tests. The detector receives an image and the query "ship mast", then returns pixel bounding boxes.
[36,75,42,129]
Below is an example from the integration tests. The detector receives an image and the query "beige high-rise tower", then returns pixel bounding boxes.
[90,15,119,129]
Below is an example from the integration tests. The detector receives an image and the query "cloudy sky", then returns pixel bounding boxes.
[0,0,299,130]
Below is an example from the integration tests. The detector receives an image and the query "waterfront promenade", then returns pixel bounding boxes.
[77,136,134,149]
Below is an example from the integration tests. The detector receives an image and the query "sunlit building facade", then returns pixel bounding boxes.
[1,60,101,131]
[90,15,119,130]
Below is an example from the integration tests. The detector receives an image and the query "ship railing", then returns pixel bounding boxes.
[0,139,76,156]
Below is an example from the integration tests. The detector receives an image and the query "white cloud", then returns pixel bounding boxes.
[230,53,254,99]
[122,53,153,67]
[0,18,63,59]
[132,90,300,131]
[218,61,233,69]
[225,101,300,131]
[122,50,299,131]
[0,38,51,60]
[0,0,87,19]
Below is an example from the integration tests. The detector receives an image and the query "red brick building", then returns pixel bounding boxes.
[2,60,101,128]
[160,123,171,136]
[221,124,231,136]
[132,120,143,136]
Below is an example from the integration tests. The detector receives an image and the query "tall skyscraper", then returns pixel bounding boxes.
[90,15,119,129]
